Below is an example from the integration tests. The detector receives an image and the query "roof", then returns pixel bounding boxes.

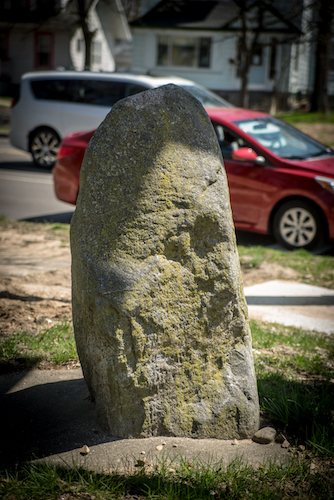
[19,70,201,87]
[131,0,302,34]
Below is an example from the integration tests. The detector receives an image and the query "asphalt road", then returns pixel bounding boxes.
[0,136,74,222]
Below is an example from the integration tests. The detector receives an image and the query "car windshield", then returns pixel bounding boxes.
[234,117,333,159]
[181,85,234,108]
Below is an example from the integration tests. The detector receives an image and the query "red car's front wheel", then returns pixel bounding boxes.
[273,200,324,250]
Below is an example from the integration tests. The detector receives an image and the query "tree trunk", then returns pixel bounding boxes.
[76,0,96,70]
[237,1,263,109]
[240,57,251,108]
[310,0,333,113]
[82,26,94,70]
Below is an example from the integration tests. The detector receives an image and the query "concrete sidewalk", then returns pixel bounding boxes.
[1,279,333,472]
[244,280,334,334]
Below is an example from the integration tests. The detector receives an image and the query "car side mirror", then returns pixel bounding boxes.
[231,147,265,165]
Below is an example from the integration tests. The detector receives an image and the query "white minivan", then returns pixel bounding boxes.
[10,70,232,168]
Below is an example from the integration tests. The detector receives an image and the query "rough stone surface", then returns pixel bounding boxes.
[71,84,260,439]
[252,427,277,444]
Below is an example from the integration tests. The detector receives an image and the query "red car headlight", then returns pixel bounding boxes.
[315,175,334,195]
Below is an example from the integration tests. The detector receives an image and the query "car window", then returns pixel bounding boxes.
[125,83,149,97]
[182,85,233,108]
[234,117,332,159]
[30,78,127,107]
[212,122,250,159]
[31,79,72,101]
[75,80,126,106]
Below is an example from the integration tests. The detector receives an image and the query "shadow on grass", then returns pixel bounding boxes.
[257,373,334,455]
[0,355,42,375]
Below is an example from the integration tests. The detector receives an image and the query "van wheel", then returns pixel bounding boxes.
[273,200,324,250]
[30,128,60,168]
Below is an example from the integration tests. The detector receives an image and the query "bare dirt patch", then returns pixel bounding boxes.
[0,222,72,339]
[241,261,300,286]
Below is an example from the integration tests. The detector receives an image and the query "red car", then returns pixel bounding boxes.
[53,107,334,251]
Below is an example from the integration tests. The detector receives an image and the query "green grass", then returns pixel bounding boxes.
[1,456,333,500]
[0,321,78,372]
[276,111,334,125]
[251,320,334,456]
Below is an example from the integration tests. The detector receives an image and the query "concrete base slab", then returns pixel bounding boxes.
[0,369,289,471]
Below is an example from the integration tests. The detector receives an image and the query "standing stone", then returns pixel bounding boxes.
[71,84,259,439]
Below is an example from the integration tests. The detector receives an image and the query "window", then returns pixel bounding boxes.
[252,45,262,66]
[125,83,148,97]
[31,79,132,107]
[91,40,102,65]
[234,117,328,159]
[212,122,249,159]
[157,35,211,68]
[34,32,53,69]
[31,79,72,101]
[76,38,83,52]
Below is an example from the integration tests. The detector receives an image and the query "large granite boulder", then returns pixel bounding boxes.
[71,84,259,439]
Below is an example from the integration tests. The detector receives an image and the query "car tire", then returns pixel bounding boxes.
[273,200,324,250]
[30,127,60,168]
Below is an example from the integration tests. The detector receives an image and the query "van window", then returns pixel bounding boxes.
[30,79,133,107]
[75,80,125,105]
[125,83,148,97]
[31,79,71,101]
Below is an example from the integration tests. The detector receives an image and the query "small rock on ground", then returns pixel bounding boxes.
[252,427,277,444]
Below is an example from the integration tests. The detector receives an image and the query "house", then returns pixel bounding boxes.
[0,0,131,95]
[130,0,332,111]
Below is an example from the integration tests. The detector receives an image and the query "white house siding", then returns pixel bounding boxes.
[8,29,36,83]
[131,30,154,72]
[53,31,73,70]
[288,0,313,96]
[131,29,281,94]
[70,29,83,71]
[210,34,239,90]
[288,41,311,95]
[8,28,72,84]
[131,29,240,90]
